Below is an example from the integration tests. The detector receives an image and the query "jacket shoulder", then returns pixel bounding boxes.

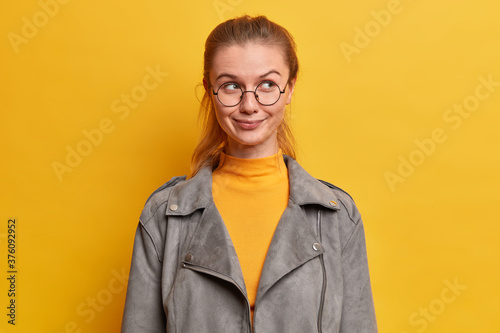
[317,179,353,201]
[317,179,361,226]
[145,175,187,203]
[140,175,187,225]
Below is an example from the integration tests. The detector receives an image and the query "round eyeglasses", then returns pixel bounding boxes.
[212,81,287,107]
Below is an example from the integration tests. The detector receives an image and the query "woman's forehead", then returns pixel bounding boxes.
[211,43,289,81]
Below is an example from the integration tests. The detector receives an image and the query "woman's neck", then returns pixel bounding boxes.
[224,141,279,159]
[215,151,287,187]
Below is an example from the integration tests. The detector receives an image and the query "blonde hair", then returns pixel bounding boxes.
[190,15,299,177]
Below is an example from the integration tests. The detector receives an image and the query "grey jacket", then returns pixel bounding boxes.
[121,155,377,332]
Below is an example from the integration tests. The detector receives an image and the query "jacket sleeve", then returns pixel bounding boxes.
[339,203,377,332]
[121,222,166,333]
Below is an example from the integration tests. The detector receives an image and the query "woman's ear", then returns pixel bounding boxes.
[203,79,209,92]
[285,77,297,105]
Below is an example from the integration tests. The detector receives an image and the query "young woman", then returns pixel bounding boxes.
[122,15,377,333]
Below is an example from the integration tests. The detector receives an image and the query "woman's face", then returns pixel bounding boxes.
[208,43,296,158]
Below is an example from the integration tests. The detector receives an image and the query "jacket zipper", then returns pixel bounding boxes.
[317,210,326,333]
[182,262,253,333]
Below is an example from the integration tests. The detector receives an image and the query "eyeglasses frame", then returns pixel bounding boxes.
[212,81,287,107]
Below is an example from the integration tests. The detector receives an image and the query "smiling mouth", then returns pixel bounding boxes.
[234,119,265,130]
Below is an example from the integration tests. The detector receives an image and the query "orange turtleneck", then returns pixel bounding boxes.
[211,151,289,320]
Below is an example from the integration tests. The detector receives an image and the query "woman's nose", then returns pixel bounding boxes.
[239,90,259,113]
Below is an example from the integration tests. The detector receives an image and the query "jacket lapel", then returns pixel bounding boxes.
[256,155,341,299]
[256,201,323,299]
[166,166,247,295]
[183,201,247,295]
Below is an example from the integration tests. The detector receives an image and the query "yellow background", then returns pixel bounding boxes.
[1,0,499,332]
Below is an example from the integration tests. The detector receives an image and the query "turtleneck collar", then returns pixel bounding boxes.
[213,151,288,188]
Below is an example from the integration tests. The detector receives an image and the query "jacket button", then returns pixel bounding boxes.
[170,204,178,211]
[184,253,193,262]
[329,200,338,207]
[312,243,322,251]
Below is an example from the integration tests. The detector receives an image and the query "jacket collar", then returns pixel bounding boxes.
[166,155,340,216]
[286,155,340,210]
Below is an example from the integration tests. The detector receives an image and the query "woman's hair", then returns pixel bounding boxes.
[190,15,299,176]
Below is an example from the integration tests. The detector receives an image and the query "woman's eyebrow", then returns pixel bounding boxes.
[215,73,237,81]
[215,70,282,82]
[259,70,281,78]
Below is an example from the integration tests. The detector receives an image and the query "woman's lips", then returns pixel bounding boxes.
[234,119,265,130]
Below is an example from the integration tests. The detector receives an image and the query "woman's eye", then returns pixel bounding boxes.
[223,83,240,91]
[259,81,277,91]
